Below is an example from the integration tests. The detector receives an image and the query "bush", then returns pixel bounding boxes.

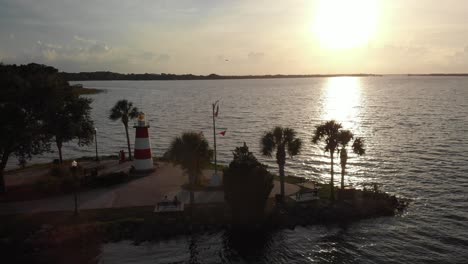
[49,165,70,178]
[84,172,129,188]
[35,174,76,194]
[223,143,273,225]
[35,176,62,194]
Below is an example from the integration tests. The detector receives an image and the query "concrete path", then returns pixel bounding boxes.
[0,162,299,215]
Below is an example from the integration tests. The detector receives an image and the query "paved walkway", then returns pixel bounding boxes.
[0,162,299,215]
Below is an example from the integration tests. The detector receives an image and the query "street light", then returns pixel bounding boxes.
[94,127,99,162]
[70,160,79,216]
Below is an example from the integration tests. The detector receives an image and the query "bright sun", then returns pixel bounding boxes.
[313,0,379,50]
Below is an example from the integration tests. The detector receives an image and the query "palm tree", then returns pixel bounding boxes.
[165,132,213,205]
[261,126,302,199]
[337,130,366,189]
[109,100,139,160]
[312,120,342,200]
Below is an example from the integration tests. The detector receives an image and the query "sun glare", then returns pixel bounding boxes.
[313,0,379,50]
[321,77,362,129]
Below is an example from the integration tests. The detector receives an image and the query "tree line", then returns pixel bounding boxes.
[61,71,379,81]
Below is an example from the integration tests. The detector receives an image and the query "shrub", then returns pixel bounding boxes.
[223,143,274,225]
[49,165,69,178]
[85,172,128,188]
[35,173,77,194]
[35,176,62,194]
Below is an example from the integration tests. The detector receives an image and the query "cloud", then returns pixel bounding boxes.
[247,52,265,61]
[156,54,170,62]
[443,45,468,72]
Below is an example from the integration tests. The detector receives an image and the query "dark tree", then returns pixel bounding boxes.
[109,100,139,160]
[0,63,62,192]
[224,143,273,225]
[337,131,365,189]
[312,120,342,200]
[45,84,94,163]
[165,132,212,205]
[261,126,302,199]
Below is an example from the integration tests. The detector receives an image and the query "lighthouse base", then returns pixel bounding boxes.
[134,159,154,171]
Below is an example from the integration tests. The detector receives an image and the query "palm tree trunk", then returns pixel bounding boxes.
[0,169,5,194]
[341,164,345,189]
[330,152,335,200]
[190,189,194,205]
[279,164,285,198]
[56,139,63,164]
[0,152,9,193]
[277,145,286,199]
[189,174,195,208]
[124,123,132,160]
[340,147,347,190]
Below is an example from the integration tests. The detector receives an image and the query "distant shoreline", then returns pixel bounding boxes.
[407,73,468,77]
[61,72,468,81]
[69,84,105,95]
[62,72,382,81]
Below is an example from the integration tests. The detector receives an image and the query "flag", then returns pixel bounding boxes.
[218,130,227,136]
[215,105,219,117]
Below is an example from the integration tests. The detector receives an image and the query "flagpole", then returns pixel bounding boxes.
[212,101,218,177]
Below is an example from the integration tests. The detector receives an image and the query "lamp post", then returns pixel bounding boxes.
[94,128,99,162]
[70,160,79,216]
[212,100,219,177]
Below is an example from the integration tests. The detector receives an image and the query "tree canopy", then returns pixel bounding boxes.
[261,126,302,199]
[224,143,273,225]
[0,63,94,192]
[109,99,139,160]
[165,132,213,205]
[312,120,343,200]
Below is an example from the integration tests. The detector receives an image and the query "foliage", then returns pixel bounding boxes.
[35,168,129,194]
[165,132,213,204]
[44,85,94,163]
[312,120,342,200]
[337,130,366,189]
[224,143,273,225]
[84,171,128,188]
[0,63,63,192]
[312,121,366,198]
[260,126,302,199]
[35,166,76,194]
[109,99,139,160]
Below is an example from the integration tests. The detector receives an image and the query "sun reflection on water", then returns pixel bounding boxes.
[321,77,362,130]
[313,77,365,185]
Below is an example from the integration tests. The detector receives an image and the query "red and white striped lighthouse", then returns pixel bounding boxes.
[133,113,153,171]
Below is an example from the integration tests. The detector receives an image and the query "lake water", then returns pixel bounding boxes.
[23,77,468,262]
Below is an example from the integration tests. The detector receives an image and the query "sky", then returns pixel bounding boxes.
[1,0,468,74]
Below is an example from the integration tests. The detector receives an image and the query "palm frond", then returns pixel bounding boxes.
[337,130,354,146]
[352,137,366,155]
[272,126,283,144]
[261,132,275,157]
[312,120,342,152]
[287,138,302,157]
[129,107,140,119]
[166,132,212,177]
[283,127,296,143]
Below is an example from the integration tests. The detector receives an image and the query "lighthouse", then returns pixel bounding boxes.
[133,113,153,171]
